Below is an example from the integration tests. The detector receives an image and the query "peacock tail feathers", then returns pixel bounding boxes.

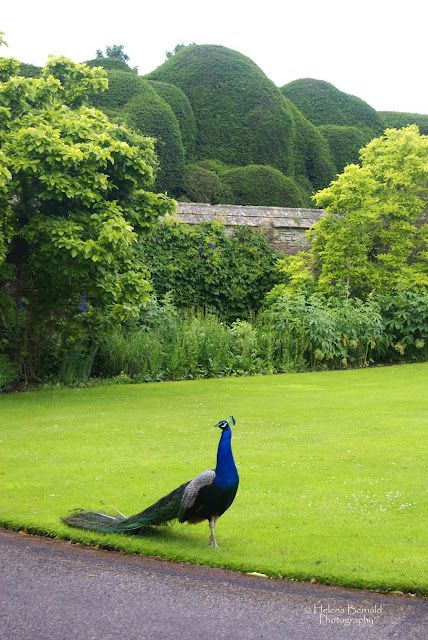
[61,510,123,533]
[62,482,189,534]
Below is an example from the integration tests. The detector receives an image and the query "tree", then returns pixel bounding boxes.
[165,43,196,59]
[96,44,130,61]
[279,126,428,297]
[0,55,174,380]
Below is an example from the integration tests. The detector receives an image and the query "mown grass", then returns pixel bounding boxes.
[1,363,427,593]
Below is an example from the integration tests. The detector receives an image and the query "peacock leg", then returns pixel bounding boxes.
[208,516,218,548]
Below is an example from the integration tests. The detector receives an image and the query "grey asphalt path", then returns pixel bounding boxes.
[0,529,426,640]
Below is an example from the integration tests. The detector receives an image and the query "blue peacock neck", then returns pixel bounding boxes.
[215,427,238,486]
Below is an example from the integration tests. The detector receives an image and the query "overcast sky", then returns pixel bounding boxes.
[2,0,427,114]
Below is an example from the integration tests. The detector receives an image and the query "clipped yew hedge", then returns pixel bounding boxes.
[148,45,296,174]
[222,164,305,207]
[281,78,384,132]
[319,124,374,172]
[85,57,135,73]
[379,111,428,135]
[149,80,197,161]
[89,70,185,195]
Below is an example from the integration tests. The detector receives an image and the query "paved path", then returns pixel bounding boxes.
[0,529,426,640]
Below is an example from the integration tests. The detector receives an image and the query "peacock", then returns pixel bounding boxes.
[62,417,239,547]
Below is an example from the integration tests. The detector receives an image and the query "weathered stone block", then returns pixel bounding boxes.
[170,202,324,254]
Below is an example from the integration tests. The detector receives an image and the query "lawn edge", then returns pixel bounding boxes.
[1,522,426,597]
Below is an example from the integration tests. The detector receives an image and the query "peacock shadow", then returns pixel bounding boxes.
[123,522,201,546]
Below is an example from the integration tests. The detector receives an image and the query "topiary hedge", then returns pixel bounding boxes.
[147,46,336,193]
[182,164,232,203]
[123,84,185,194]
[221,164,305,207]
[379,111,428,135]
[287,100,335,190]
[90,70,145,109]
[89,71,186,195]
[147,45,297,174]
[318,124,374,172]
[281,78,384,132]
[149,80,197,161]
[85,57,135,73]
[17,62,42,78]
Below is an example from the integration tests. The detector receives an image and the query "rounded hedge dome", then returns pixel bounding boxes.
[318,124,374,173]
[85,57,134,73]
[89,71,185,195]
[281,78,384,132]
[147,45,296,175]
[149,80,197,161]
[222,165,304,208]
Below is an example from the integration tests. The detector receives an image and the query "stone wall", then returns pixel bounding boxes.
[173,202,325,254]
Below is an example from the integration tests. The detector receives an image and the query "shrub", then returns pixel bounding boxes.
[149,80,197,161]
[85,57,134,73]
[90,70,144,109]
[318,124,374,173]
[222,164,305,207]
[139,219,280,321]
[379,112,428,135]
[89,71,186,195]
[259,291,384,370]
[281,78,383,132]
[123,86,185,194]
[147,44,334,191]
[375,290,428,362]
[0,353,17,390]
[182,164,232,203]
[287,100,336,190]
[18,62,42,78]
[147,45,296,174]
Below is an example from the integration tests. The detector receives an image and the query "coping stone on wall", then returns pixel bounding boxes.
[172,202,325,254]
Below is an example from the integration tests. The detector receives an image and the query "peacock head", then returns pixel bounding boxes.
[215,416,236,431]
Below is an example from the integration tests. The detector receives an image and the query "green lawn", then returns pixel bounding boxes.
[1,363,427,593]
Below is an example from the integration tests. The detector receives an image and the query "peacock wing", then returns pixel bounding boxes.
[178,470,215,522]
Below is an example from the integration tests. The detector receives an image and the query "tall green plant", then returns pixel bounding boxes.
[140,219,279,321]
[281,126,428,298]
[0,56,174,383]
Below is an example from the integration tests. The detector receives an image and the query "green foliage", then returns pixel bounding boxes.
[0,56,175,382]
[182,164,232,203]
[376,289,428,362]
[287,100,336,190]
[283,126,428,297]
[18,62,42,78]
[221,164,305,207]
[123,86,185,194]
[0,57,20,82]
[149,80,197,160]
[148,45,296,174]
[318,124,374,173]
[380,111,428,135]
[0,353,17,389]
[85,57,134,73]
[259,290,384,370]
[165,43,197,59]
[148,46,336,193]
[90,71,185,194]
[140,219,280,320]
[90,70,143,108]
[281,78,384,132]
[95,287,424,382]
[100,45,130,62]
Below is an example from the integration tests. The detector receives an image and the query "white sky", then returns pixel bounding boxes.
[2,0,427,114]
